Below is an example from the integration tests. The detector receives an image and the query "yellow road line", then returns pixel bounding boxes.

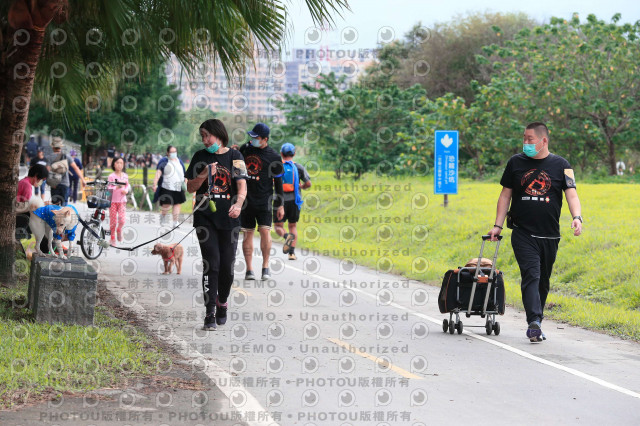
[326,337,423,380]
[233,288,252,297]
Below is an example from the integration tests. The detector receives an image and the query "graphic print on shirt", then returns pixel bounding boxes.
[521,169,551,202]
[244,154,262,180]
[212,165,232,199]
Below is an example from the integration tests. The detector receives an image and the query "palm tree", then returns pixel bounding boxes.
[0,0,348,282]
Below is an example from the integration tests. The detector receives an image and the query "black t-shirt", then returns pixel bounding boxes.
[239,143,284,207]
[186,148,247,230]
[500,153,576,238]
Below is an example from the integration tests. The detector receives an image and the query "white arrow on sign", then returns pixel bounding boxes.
[440,134,453,148]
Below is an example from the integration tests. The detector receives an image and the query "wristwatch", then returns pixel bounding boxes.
[573,215,583,223]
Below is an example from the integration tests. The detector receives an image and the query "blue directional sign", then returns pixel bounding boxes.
[434,130,458,195]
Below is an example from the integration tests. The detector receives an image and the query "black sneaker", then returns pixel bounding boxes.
[245,270,256,280]
[202,313,216,331]
[283,233,295,254]
[215,300,228,326]
[526,321,542,343]
[261,268,271,280]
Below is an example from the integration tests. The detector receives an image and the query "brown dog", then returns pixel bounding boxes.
[151,243,184,274]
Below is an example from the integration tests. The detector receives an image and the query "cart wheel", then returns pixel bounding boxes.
[485,321,493,335]
[442,319,448,333]
[448,320,455,334]
[493,322,501,336]
[457,321,463,334]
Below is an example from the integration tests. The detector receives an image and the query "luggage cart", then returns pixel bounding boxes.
[442,235,504,335]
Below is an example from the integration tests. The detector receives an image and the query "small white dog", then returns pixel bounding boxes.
[30,204,79,259]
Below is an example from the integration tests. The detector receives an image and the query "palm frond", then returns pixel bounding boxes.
[25,0,349,129]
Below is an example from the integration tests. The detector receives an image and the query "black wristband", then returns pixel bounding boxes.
[494,224,503,230]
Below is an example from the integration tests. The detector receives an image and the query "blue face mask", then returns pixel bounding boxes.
[250,138,262,147]
[169,152,177,159]
[523,142,540,158]
[205,143,219,154]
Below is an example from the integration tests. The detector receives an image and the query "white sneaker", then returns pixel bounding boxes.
[173,221,180,228]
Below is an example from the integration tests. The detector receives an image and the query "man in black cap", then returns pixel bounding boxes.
[239,123,285,280]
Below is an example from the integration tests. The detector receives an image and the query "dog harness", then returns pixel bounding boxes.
[34,204,79,241]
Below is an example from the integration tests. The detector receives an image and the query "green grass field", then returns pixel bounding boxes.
[0,248,166,409]
[127,170,640,339]
[290,172,640,340]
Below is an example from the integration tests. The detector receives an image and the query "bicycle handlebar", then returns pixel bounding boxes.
[86,179,126,186]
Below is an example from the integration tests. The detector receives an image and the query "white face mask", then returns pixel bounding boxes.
[169,152,177,159]
[36,180,44,187]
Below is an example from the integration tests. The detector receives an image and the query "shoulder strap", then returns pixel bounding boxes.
[158,157,168,170]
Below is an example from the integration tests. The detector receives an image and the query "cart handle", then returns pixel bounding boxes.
[482,235,503,241]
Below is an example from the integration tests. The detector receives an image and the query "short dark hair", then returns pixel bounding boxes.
[28,164,48,180]
[199,119,229,147]
[111,156,126,172]
[167,145,176,154]
[526,122,549,140]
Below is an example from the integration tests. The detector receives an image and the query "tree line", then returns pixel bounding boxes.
[279,13,640,178]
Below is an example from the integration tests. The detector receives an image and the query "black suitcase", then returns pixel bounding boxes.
[438,235,506,336]
[439,268,505,314]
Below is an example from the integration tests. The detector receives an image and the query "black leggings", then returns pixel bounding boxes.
[196,220,239,315]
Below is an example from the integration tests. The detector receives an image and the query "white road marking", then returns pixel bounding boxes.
[111,285,277,426]
[283,264,640,400]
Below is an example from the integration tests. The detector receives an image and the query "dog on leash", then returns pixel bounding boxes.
[30,204,79,259]
[151,243,184,274]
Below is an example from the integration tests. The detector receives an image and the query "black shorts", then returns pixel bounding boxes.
[240,203,272,230]
[157,187,186,205]
[273,200,300,224]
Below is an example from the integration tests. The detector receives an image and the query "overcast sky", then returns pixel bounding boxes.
[283,0,640,51]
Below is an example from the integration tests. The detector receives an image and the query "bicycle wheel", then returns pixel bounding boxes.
[80,221,105,259]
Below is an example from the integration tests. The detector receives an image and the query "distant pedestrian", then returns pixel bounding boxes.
[68,149,84,203]
[30,149,48,201]
[25,135,38,162]
[108,157,131,244]
[106,145,116,168]
[47,137,85,206]
[153,145,187,227]
[273,143,311,260]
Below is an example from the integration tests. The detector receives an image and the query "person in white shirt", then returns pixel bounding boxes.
[153,145,187,227]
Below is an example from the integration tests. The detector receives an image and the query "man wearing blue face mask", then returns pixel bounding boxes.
[239,123,285,281]
[488,122,583,343]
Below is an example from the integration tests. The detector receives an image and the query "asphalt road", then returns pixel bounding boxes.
[75,207,640,425]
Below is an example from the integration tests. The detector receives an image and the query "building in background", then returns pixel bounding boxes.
[168,47,374,124]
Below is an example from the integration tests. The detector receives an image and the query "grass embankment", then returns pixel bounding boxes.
[0,246,165,410]
[291,171,640,340]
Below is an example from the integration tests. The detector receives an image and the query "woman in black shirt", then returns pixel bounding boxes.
[186,119,248,330]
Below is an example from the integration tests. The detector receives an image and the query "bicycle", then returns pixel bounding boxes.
[78,179,126,259]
